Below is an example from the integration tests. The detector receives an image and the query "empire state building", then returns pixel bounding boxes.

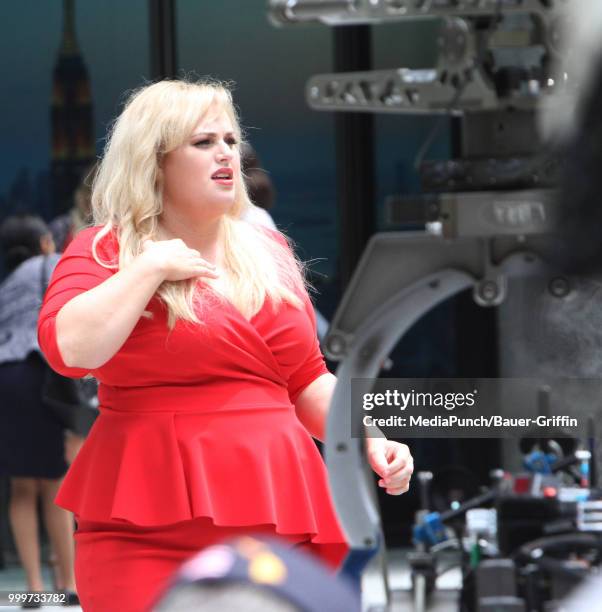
[50,0,95,215]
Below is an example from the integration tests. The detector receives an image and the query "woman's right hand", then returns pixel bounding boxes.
[139,239,220,282]
[53,237,220,371]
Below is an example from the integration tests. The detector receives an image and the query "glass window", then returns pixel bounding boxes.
[177,1,338,314]
[0,0,149,227]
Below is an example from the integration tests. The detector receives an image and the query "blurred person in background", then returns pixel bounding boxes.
[49,163,97,253]
[0,215,78,605]
[240,142,277,230]
[37,78,413,611]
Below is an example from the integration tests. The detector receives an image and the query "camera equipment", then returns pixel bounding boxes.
[269,1,602,610]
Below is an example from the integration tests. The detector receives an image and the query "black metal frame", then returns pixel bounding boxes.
[333,25,375,291]
[149,0,178,80]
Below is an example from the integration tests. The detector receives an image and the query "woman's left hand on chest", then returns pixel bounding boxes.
[366,438,413,496]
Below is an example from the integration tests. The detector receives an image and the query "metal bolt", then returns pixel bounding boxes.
[479,281,498,302]
[548,276,570,298]
[327,334,345,356]
[490,468,505,482]
[531,548,543,559]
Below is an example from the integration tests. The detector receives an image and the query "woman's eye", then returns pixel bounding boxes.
[193,137,238,148]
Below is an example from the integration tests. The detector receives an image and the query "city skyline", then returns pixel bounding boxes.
[0,0,149,206]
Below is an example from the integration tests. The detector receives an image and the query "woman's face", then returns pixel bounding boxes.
[39,233,56,255]
[160,109,240,223]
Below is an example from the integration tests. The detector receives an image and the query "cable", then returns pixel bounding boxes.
[513,533,602,561]
[413,81,466,171]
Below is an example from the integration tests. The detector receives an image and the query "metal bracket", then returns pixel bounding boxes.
[324,231,551,553]
[269,0,563,29]
[270,0,565,114]
[577,501,602,532]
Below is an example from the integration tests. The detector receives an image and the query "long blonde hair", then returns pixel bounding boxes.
[90,79,308,328]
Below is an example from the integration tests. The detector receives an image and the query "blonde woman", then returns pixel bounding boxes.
[37,79,413,612]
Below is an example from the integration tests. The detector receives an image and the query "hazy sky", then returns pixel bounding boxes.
[1,1,150,194]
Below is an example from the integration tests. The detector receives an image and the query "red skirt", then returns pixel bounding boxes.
[74,516,348,612]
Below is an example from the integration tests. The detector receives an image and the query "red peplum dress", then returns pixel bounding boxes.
[37,226,348,612]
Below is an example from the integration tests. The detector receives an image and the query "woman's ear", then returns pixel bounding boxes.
[155,160,164,194]
[40,233,56,255]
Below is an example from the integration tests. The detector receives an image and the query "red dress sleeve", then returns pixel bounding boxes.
[287,290,330,404]
[37,227,117,378]
[257,226,331,404]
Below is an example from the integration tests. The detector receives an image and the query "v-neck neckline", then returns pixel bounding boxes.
[205,285,284,380]
[203,283,268,326]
